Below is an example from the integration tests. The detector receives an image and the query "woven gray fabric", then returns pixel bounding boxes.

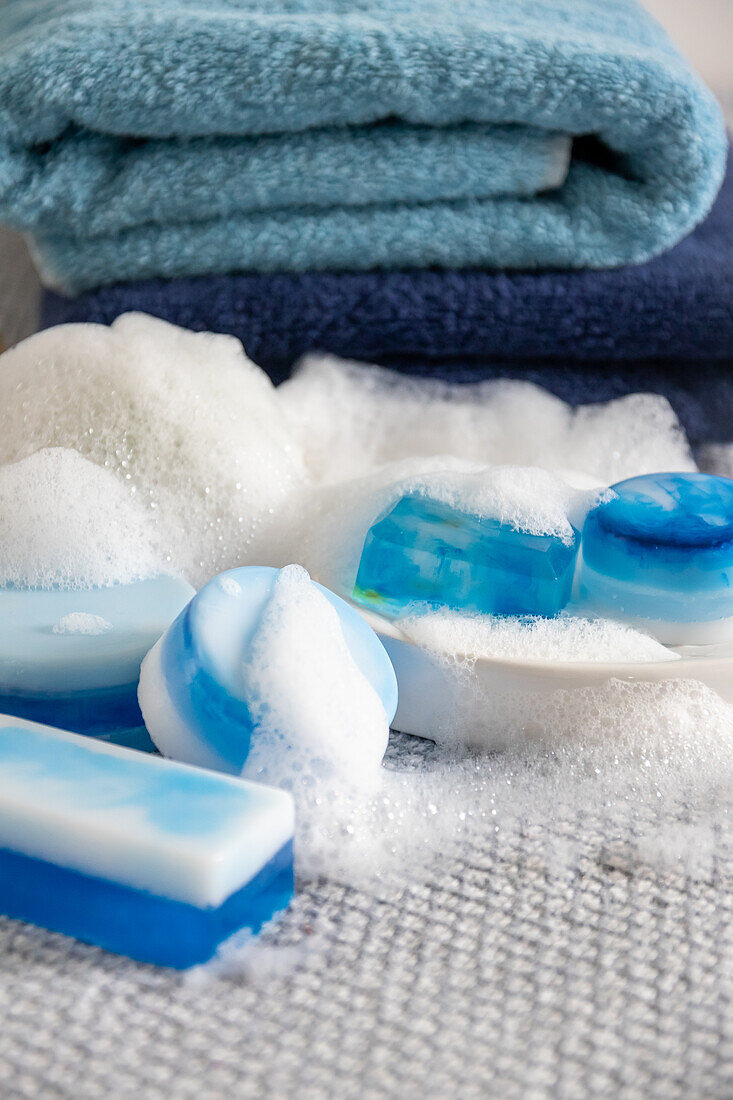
[0,732,731,1100]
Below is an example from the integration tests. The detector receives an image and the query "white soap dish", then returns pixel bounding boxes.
[353,606,733,744]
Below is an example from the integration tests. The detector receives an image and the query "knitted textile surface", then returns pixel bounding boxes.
[0,732,731,1100]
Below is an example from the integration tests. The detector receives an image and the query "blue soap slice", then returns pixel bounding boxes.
[0,716,294,968]
[579,472,733,644]
[139,565,398,774]
[0,576,194,745]
[353,493,579,618]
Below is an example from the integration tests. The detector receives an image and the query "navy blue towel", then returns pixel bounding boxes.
[42,151,733,443]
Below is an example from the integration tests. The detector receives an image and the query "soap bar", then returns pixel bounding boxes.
[139,565,398,774]
[0,576,194,747]
[353,493,579,618]
[579,471,733,644]
[0,716,294,968]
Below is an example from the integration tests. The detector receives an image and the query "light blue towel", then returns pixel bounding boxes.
[0,0,726,293]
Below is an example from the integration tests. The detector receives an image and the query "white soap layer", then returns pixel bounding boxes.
[0,576,195,694]
[577,558,733,645]
[0,717,294,908]
[138,635,229,773]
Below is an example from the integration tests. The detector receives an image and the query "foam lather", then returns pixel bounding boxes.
[0,0,725,291]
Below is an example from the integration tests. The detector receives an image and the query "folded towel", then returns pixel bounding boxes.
[2,0,726,292]
[43,151,733,430]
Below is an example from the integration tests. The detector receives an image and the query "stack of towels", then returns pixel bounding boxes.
[1,0,730,446]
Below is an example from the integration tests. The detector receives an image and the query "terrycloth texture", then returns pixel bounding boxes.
[43,151,733,444]
[0,733,732,1100]
[4,124,571,239]
[0,0,726,292]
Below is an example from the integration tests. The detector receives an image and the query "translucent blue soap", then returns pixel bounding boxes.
[0,717,294,968]
[139,566,398,774]
[579,472,733,644]
[353,493,579,618]
[0,576,194,748]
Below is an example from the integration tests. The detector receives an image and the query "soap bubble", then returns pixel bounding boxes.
[0,448,166,589]
[280,355,695,484]
[0,325,727,899]
[241,565,391,796]
[398,609,679,665]
[0,314,308,585]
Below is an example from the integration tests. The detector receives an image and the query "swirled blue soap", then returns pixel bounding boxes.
[353,493,579,618]
[578,472,733,644]
[0,577,194,750]
[139,565,398,775]
[0,716,294,968]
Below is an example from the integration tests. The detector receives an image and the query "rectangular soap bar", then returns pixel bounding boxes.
[0,576,194,745]
[354,493,579,618]
[0,717,294,968]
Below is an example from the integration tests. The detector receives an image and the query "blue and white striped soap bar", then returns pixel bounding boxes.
[0,716,294,968]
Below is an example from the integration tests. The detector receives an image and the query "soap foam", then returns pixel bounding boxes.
[0,323,727,905]
[0,315,308,586]
[396,464,595,543]
[289,679,733,890]
[0,328,696,593]
[226,571,729,893]
[398,610,679,664]
[602,822,717,881]
[185,924,325,990]
[240,565,390,797]
[208,576,730,893]
[698,443,733,480]
[279,356,695,485]
[52,612,114,636]
[0,448,165,589]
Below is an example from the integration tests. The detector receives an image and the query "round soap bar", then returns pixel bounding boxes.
[0,576,195,742]
[139,565,399,774]
[579,472,733,644]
